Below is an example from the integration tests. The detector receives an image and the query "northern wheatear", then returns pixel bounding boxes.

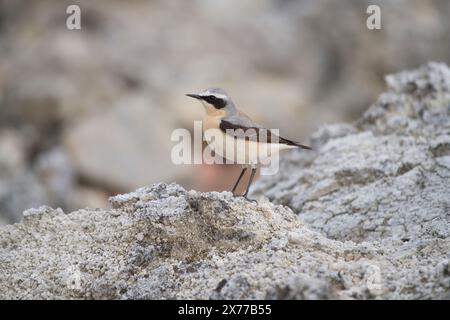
[187,88,311,199]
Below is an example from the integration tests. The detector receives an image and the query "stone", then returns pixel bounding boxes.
[63,94,185,191]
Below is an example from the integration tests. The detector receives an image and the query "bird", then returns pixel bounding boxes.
[186,88,311,200]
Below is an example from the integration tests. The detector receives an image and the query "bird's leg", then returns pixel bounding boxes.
[231,168,247,195]
[242,168,257,201]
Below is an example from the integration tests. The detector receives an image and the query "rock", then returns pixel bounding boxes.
[66,187,110,212]
[63,94,185,191]
[0,129,26,180]
[0,182,383,300]
[0,148,75,224]
[1,63,450,299]
[252,62,450,245]
[33,148,75,205]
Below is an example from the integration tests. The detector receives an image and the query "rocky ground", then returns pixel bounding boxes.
[2,0,450,223]
[0,63,449,299]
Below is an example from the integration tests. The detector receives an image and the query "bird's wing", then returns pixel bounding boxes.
[219,114,312,149]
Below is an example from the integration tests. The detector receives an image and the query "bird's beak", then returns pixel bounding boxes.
[186,93,202,100]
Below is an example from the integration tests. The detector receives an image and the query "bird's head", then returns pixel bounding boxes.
[186,88,235,115]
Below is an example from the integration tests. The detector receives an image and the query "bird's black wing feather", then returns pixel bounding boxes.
[219,120,311,150]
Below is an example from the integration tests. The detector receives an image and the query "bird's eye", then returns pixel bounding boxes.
[204,95,226,109]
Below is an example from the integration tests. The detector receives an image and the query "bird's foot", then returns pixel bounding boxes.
[245,197,258,203]
[233,193,257,203]
[234,194,258,203]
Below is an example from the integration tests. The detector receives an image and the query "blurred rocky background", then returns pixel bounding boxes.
[1,0,450,224]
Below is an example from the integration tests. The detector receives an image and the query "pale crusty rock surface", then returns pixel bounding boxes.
[253,62,450,244]
[1,63,450,299]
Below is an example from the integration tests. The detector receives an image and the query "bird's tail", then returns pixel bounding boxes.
[294,142,312,150]
[279,137,312,150]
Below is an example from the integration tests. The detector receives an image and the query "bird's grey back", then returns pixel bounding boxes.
[223,111,265,129]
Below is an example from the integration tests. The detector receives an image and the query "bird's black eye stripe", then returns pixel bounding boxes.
[203,95,226,109]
